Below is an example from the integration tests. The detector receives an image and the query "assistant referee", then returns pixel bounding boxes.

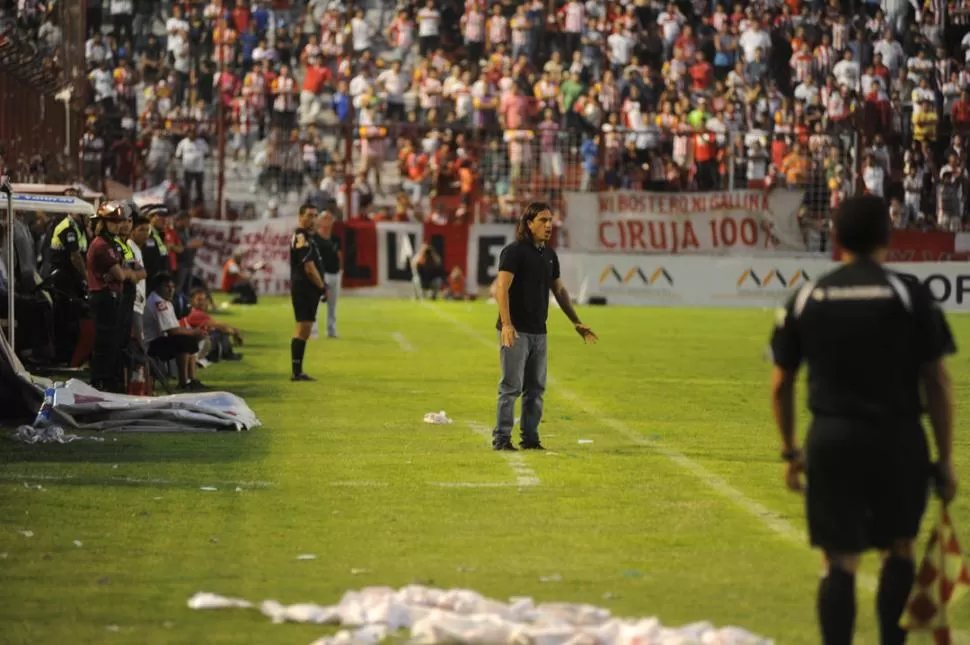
[492,202,597,451]
[289,204,327,382]
[769,195,958,645]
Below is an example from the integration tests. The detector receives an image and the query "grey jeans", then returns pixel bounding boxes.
[325,272,340,337]
[494,332,548,445]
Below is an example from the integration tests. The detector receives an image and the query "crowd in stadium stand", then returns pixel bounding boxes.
[36,0,970,232]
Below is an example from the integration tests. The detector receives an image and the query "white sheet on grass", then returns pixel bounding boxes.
[188,585,773,644]
[50,379,260,432]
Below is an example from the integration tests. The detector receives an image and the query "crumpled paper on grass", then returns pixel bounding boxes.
[423,411,453,425]
[12,425,105,444]
[189,584,773,644]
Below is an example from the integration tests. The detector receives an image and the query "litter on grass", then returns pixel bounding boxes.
[578,439,594,445]
[73,540,83,548]
[18,530,33,537]
[188,584,773,644]
[199,486,218,492]
[423,411,453,425]
[296,554,318,561]
[12,425,104,444]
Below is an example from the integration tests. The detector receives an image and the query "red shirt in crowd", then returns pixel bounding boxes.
[86,235,122,293]
[183,308,212,330]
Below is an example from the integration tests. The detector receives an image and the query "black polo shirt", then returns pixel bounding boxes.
[290,228,321,291]
[494,239,560,335]
[314,233,341,274]
[770,258,956,423]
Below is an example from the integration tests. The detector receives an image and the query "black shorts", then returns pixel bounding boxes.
[805,418,931,553]
[291,285,321,323]
[148,335,199,361]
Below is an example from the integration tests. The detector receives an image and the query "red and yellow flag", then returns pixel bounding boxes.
[900,507,970,644]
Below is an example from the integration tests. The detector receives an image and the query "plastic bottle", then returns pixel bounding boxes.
[34,386,55,427]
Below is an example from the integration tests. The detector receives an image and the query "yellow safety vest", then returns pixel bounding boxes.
[150,227,168,255]
[50,216,88,252]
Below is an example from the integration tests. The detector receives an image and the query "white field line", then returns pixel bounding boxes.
[391,331,415,352]
[0,473,275,489]
[421,304,888,589]
[329,481,389,488]
[468,422,540,487]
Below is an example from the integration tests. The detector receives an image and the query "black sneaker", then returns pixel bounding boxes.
[186,379,207,391]
[492,439,517,451]
[520,441,545,450]
[291,373,315,382]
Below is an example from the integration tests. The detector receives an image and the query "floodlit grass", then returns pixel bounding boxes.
[1,297,968,645]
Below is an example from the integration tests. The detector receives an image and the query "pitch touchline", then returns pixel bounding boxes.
[391,331,416,352]
[421,303,882,590]
[468,422,540,487]
[0,473,276,489]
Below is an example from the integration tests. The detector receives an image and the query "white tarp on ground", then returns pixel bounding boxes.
[188,585,773,645]
[48,379,260,432]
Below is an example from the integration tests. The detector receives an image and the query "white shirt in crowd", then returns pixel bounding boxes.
[143,291,180,344]
[863,164,886,197]
[377,69,406,102]
[351,16,372,51]
[128,240,146,315]
[85,39,110,66]
[739,27,771,63]
[832,59,860,89]
[166,17,189,51]
[417,7,441,37]
[608,31,634,65]
[89,68,116,102]
[176,137,210,174]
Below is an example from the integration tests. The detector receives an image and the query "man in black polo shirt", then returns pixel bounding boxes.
[493,201,598,451]
[769,195,958,645]
[289,204,327,382]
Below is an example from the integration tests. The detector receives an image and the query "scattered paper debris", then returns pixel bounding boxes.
[235,487,243,492]
[188,585,774,644]
[0,553,6,559]
[423,411,453,425]
[577,439,594,445]
[106,625,120,632]
[112,465,118,469]
[350,568,372,575]
[18,530,33,538]
[12,425,105,444]
[22,482,44,490]
[73,540,83,548]
[603,592,616,600]
[187,592,252,610]
[296,554,318,561]
[153,497,162,500]
[539,573,563,583]
[210,537,219,544]
[163,621,174,629]
[199,486,218,492]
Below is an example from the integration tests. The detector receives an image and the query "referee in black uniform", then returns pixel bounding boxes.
[769,195,958,645]
[493,202,597,451]
[289,204,327,382]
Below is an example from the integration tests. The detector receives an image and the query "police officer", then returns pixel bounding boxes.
[140,205,170,286]
[45,211,89,362]
[769,195,958,645]
[313,210,341,339]
[85,202,133,392]
[113,202,146,391]
[289,204,327,382]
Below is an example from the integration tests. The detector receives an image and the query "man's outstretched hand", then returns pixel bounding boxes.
[575,323,598,344]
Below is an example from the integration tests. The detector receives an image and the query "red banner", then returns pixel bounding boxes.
[336,220,379,288]
[424,222,469,276]
[832,230,970,262]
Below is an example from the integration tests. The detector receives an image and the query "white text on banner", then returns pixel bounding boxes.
[192,217,299,295]
[565,190,807,255]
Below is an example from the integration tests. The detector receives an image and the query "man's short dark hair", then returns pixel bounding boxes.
[299,203,318,216]
[832,195,891,256]
[516,201,552,242]
[131,215,149,228]
[151,272,174,293]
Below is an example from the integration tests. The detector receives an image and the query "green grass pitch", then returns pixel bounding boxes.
[1,298,968,644]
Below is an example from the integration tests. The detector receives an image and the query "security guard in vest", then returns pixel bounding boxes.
[86,202,133,392]
[289,204,327,382]
[140,204,170,286]
[45,211,89,362]
[113,201,146,390]
[769,195,958,645]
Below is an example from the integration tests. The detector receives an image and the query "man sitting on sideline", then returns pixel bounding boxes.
[143,272,207,391]
[182,288,243,363]
[220,250,258,304]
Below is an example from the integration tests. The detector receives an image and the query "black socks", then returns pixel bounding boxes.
[818,567,856,645]
[878,555,916,645]
[291,338,306,376]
